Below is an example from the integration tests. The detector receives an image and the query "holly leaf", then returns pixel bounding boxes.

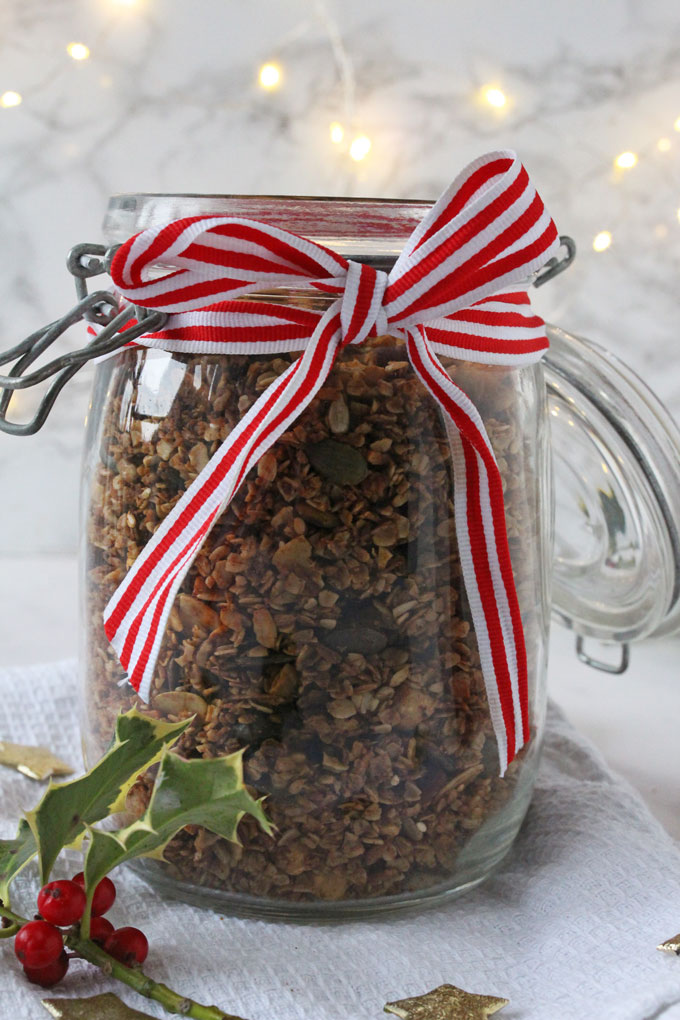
[27,709,190,885]
[0,819,37,905]
[84,749,272,890]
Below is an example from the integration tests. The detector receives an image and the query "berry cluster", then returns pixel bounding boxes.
[13,873,148,987]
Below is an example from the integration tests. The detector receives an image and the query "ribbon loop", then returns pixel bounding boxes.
[104,149,560,774]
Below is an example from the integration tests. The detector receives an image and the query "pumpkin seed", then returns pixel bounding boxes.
[306,439,368,486]
[325,626,388,655]
[153,690,208,718]
[295,501,339,529]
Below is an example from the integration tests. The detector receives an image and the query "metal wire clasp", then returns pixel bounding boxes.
[0,243,167,436]
[533,235,577,288]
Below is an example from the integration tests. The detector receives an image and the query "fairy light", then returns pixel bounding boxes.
[657,137,672,152]
[674,117,680,133]
[330,121,344,144]
[614,151,637,170]
[0,91,22,108]
[349,134,371,161]
[482,86,507,109]
[112,0,137,5]
[593,231,612,252]
[677,208,680,225]
[258,63,281,89]
[67,42,90,61]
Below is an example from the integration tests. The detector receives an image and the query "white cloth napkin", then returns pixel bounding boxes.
[1,659,680,1020]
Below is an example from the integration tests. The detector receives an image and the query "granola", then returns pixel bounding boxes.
[82,329,545,905]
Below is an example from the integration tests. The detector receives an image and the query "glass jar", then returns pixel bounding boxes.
[71,193,678,920]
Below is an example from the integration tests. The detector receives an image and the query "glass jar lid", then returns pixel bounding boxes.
[544,323,680,649]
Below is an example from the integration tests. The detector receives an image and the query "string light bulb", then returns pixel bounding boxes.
[481,86,507,109]
[593,231,612,252]
[0,91,22,108]
[329,121,344,144]
[67,42,90,61]
[614,151,637,170]
[349,135,371,161]
[657,137,672,152]
[258,63,281,89]
[674,116,680,133]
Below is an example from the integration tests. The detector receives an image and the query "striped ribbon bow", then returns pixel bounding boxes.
[104,149,559,775]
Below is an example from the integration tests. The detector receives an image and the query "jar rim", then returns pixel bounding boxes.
[102,193,433,260]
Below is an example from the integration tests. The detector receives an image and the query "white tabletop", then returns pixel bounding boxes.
[1,554,678,840]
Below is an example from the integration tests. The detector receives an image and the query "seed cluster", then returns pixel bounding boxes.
[84,331,544,904]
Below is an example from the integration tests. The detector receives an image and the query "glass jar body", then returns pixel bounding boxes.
[80,329,551,918]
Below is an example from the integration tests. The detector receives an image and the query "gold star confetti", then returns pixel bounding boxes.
[657,934,680,955]
[43,993,157,1019]
[385,983,509,1020]
[0,740,73,781]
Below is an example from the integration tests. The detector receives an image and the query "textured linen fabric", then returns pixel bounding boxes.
[1,659,680,1020]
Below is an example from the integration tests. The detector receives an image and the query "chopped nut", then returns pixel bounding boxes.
[157,439,174,461]
[372,521,398,547]
[268,664,299,700]
[272,536,313,572]
[312,871,347,900]
[252,607,278,648]
[328,699,357,719]
[327,396,350,434]
[257,451,278,482]
[177,595,218,632]
[189,442,210,472]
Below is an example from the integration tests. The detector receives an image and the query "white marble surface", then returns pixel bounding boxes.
[0,553,678,843]
[1,0,680,553]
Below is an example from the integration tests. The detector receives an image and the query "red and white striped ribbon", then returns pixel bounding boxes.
[103,149,559,775]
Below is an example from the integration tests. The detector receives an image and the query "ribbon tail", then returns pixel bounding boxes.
[103,305,344,702]
[405,326,530,775]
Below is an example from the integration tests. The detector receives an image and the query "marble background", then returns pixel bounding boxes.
[1,0,680,554]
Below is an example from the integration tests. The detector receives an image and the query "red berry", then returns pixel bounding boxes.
[88,915,115,946]
[23,949,69,988]
[72,872,116,916]
[37,879,86,926]
[105,926,148,966]
[14,920,64,969]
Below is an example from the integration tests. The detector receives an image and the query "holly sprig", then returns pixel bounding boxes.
[0,708,272,1018]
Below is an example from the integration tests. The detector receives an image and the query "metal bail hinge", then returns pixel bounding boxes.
[0,242,167,436]
[575,635,631,675]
